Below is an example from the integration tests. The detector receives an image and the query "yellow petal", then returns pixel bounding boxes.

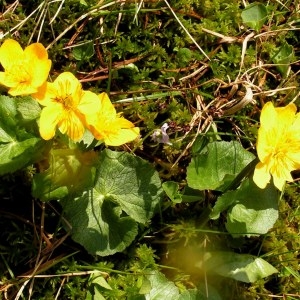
[31,59,52,88]
[256,128,273,163]
[39,105,63,140]
[286,152,300,169]
[115,117,135,128]
[24,43,49,61]
[272,174,287,191]
[54,72,82,101]
[88,125,104,140]
[0,72,5,85]
[275,103,297,135]
[289,113,300,140]
[259,102,277,132]
[32,82,47,100]
[34,81,58,104]
[58,111,85,141]
[0,39,23,69]
[8,83,38,96]
[253,162,271,189]
[98,92,116,116]
[78,90,101,116]
[103,127,140,146]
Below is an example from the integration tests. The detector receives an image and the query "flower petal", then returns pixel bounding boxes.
[8,83,38,96]
[24,43,49,61]
[272,173,287,191]
[34,81,58,104]
[58,111,85,141]
[0,39,23,69]
[253,162,271,189]
[54,72,82,102]
[39,105,63,140]
[98,92,116,116]
[103,127,140,146]
[31,59,52,88]
[115,117,135,128]
[275,103,297,136]
[78,90,101,117]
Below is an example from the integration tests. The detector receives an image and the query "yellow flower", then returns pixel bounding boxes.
[34,72,101,141]
[87,92,140,146]
[253,102,300,190]
[0,39,51,96]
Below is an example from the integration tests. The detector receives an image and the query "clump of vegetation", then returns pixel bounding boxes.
[0,0,299,299]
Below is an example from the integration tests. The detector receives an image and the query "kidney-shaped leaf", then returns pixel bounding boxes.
[60,149,162,255]
[187,141,255,191]
[61,190,138,256]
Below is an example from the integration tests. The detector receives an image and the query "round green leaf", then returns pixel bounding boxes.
[225,178,279,237]
[187,141,255,192]
[241,3,268,31]
[72,41,94,61]
[62,190,138,256]
[60,149,162,255]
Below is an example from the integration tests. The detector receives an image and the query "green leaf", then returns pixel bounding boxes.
[91,275,112,290]
[225,178,279,237]
[0,95,47,174]
[0,137,47,175]
[162,181,182,203]
[16,96,41,122]
[187,141,255,191]
[210,189,237,220]
[59,149,162,255]
[191,135,209,156]
[0,95,17,143]
[241,3,268,31]
[79,0,88,5]
[181,186,205,203]
[272,42,295,77]
[72,41,94,60]
[145,270,180,300]
[32,148,97,201]
[138,277,152,295]
[62,190,138,256]
[201,251,278,283]
[94,149,162,223]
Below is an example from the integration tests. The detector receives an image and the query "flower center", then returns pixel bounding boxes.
[54,80,75,110]
[61,95,73,109]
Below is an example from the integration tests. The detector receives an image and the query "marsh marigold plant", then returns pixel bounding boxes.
[253,102,300,191]
[34,72,101,141]
[0,39,51,96]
